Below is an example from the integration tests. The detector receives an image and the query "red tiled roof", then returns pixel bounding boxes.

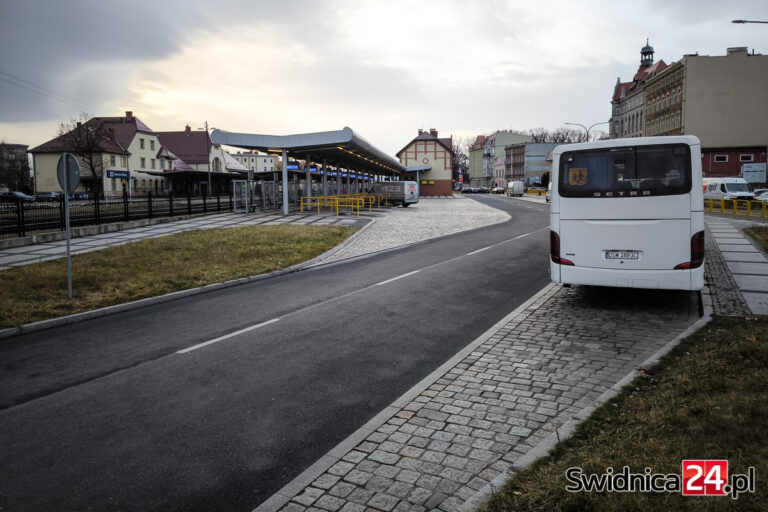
[633,60,667,82]
[156,129,212,164]
[613,81,633,101]
[30,119,129,155]
[396,130,454,158]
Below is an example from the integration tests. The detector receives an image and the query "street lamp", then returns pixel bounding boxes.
[564,121,610,141]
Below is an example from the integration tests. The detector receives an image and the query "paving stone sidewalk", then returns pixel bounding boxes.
[262,282,700,512]
[311,197,509,265]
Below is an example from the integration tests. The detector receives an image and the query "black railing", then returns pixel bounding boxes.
[0,193,234,240]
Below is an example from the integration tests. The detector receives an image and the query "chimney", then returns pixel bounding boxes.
[418,129,423,135]
[185,125,191,134]
[429,128,438,137]
[76,122,81,128]
[125,111,133,120]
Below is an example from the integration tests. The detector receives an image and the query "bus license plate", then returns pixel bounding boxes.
[606,250,639,260]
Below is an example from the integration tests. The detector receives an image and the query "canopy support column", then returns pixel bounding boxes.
[282,148,289,215]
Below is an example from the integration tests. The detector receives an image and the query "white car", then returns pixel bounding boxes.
[755,191,768,202]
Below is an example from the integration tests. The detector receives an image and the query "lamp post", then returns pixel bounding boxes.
[564,121,610,141]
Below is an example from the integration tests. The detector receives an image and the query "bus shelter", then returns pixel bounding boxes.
[211,127,406,215]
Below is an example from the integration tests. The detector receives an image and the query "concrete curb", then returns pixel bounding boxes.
[0,219,375,341]
[252,283,558,512]
[460,292,715,511]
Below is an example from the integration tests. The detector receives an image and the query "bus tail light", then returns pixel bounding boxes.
[550,230,574,266]
[674,231,705,269]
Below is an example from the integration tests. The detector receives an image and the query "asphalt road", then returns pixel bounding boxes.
[0,196,551,512]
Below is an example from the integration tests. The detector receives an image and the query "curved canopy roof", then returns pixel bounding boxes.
[211,127,405,176]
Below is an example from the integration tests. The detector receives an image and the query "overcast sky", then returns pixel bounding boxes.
[1,0,767,155]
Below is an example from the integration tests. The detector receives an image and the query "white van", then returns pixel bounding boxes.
[369,181,419,207]
[702,177,755,200]
[506,180,524,197]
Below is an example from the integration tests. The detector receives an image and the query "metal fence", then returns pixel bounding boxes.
[0,193,234,239]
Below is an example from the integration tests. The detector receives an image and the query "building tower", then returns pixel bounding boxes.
[640,39,654,68]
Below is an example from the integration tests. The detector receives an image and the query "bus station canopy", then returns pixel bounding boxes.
[210,127,406,177]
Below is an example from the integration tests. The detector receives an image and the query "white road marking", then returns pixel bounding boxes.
[467,247,491,255]
[178,226,548,354]
[374,270,420,286]
[177,318,281,354]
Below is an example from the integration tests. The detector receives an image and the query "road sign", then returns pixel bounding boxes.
[57,153,79,299]
[57,153,80,193]
[106,170,130,179]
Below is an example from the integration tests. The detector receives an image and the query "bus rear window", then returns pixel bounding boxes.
[559,144,692,198]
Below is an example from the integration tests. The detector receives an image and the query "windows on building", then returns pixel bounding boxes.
[714,155,728,163]
[110,155,115,166]
[140,157,146,168]
[140,138,145,150]
[740,154,754,163]
[150,140,155,151]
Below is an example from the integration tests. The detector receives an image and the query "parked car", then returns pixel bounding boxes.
[34,191,62,201]
[476,187,489,194]
[491,187,505,194]
[0,191,35,202]
[755,191,768,202]
[752,188,768,197]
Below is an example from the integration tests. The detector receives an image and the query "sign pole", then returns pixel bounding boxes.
[64,157,73,299]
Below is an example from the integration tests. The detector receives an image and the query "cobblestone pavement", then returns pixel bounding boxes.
[705,217,768,315]
[311,197,509,265]
[261,282,701,512]
[703,220,751,316]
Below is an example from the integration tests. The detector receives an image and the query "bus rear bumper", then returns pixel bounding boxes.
[554,265,704,291]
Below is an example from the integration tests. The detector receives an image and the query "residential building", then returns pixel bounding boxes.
[610,41,667,139]
[30,112,171,197]
[397,129,454,195]
[514,142,562,186]
[229,151,277,173]
[468,130,531,187]
[0,143,31,192]
[644,47,768,177]
[468,135,487,187]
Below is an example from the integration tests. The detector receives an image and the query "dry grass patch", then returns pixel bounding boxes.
[744,226,768,253]
[483,315,768,512]
[0,224,356,328]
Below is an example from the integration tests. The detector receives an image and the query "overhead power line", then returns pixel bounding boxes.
[0,69,93,112]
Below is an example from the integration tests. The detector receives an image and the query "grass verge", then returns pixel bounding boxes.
[744,226,768,253]
[482,315,768,511]
[0,224,357,328]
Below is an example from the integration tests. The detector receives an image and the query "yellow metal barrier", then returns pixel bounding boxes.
[704,198,768,219]
[300,193,385,217]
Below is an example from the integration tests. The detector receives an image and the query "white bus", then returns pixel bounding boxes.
[549,136,704,291]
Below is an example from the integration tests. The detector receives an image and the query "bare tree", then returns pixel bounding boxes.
[452,136,469,184]
[528,127,550,143]
[57,112,109,196]
[550,127,588,143]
